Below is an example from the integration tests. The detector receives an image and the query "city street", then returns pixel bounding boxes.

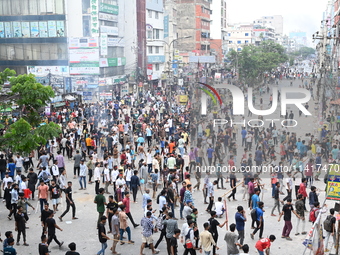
[0,77,334,255]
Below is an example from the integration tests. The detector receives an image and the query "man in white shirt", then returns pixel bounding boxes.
[158,190,167,212]
[79,159,87,190]
[178,136,185,156]
[15,154,24,172]
[51,160,59,183]
[214,197,224,217]
[93,162,102,194]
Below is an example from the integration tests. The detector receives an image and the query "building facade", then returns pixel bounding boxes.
[176,0,211,55]
[0,0,68,74]
[146,0,165,82]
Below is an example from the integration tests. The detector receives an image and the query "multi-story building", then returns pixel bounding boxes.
[226,23,254,52]
[146,0,165,83]
[163,0,178,70]
[289,31,308,47]
[253,25,275,44]
[210,0,227,64]
[253,15,283,35]
[176,0,212,54]
[0,0,68,74]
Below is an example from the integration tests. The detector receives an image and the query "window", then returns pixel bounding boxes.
[148,46,153,54]
[155,46,159,54]
[245,33,249,36]
[148,10,152,18]
[229,40,233,43]
[155,12,159,19]
[154,29,160,39]
[237,40,241,44]
[228,33,231,36]
[245,40,249,44]
[155,64,160,71]
[237,48,241,51]
[147,30,152,39]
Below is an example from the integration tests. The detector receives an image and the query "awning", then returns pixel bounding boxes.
[65,95,76,101]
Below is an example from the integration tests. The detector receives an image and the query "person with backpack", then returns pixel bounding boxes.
[295,194,307,236]
[38,166,52,184]
[154,206,168,250]
[278,198,300,241]
[309,202,327,224]
[183,220,196,255]
[324,208,336,252]
[250,201,265,240]
[251,188,261,228]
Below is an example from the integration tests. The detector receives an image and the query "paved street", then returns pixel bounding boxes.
[0,78,335,255]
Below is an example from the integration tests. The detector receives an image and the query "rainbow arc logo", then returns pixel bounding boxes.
[198,82,222,115]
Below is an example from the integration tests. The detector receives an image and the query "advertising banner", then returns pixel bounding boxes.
[100,33,108,56]
[12,22,22,37]
[91,0,99,36]
[30,22,39,37]
[39,22,48,37]
[99,3,119,15]
[69,49,100,63]
[326,165,340,200]
[99,12,118,22]
[48,21,57,37]
[100,26,118,36]
[69,37,99,48]
[21,22,30,38]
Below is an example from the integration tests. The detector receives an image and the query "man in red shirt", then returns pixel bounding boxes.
[122,192,139,228]
[255,235,276,255]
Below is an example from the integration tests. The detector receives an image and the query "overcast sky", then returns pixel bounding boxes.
[227,0,330,45]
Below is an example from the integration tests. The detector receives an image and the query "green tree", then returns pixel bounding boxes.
[227,41,288,85]
[0,69,61,155]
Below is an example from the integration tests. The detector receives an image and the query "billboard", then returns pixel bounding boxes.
[99,3,119,15]
[69,49,100,63]
[100,26,118,36]
[69,37,99,48]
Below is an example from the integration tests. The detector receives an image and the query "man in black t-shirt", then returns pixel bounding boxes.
[41,203,53,235]
[65,242,80,255]
[49,180,61,213]
[208,211,228,255]
[15,206,29,246]
[97,216,110,255]
[170,229,181,255]
[278,198,300,240]
[59,181,78,221]
[46,211,64,248]
[106,195,118,233]
[325,208,337,252]
[38,235,49,255]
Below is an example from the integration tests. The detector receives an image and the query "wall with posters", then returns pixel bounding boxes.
[0,21,65,38]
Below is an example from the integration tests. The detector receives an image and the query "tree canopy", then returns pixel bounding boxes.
[0,68,61,155]
[227,41,288,85]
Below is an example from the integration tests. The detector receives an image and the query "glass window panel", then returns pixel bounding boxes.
[14,45,24,60]
[0,44,7,60]
[21,0,30,15]
[39,22,48,37]
[31,44,41,60]
[12,22,22,37]
[40,44,50,60]
[24,44,33,60]
[21,22,30,37]
[39,0,47,14]
[55,0,64,14]
[46,0,54,13]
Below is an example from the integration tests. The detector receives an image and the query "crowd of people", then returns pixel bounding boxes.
[0,67,338,255]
